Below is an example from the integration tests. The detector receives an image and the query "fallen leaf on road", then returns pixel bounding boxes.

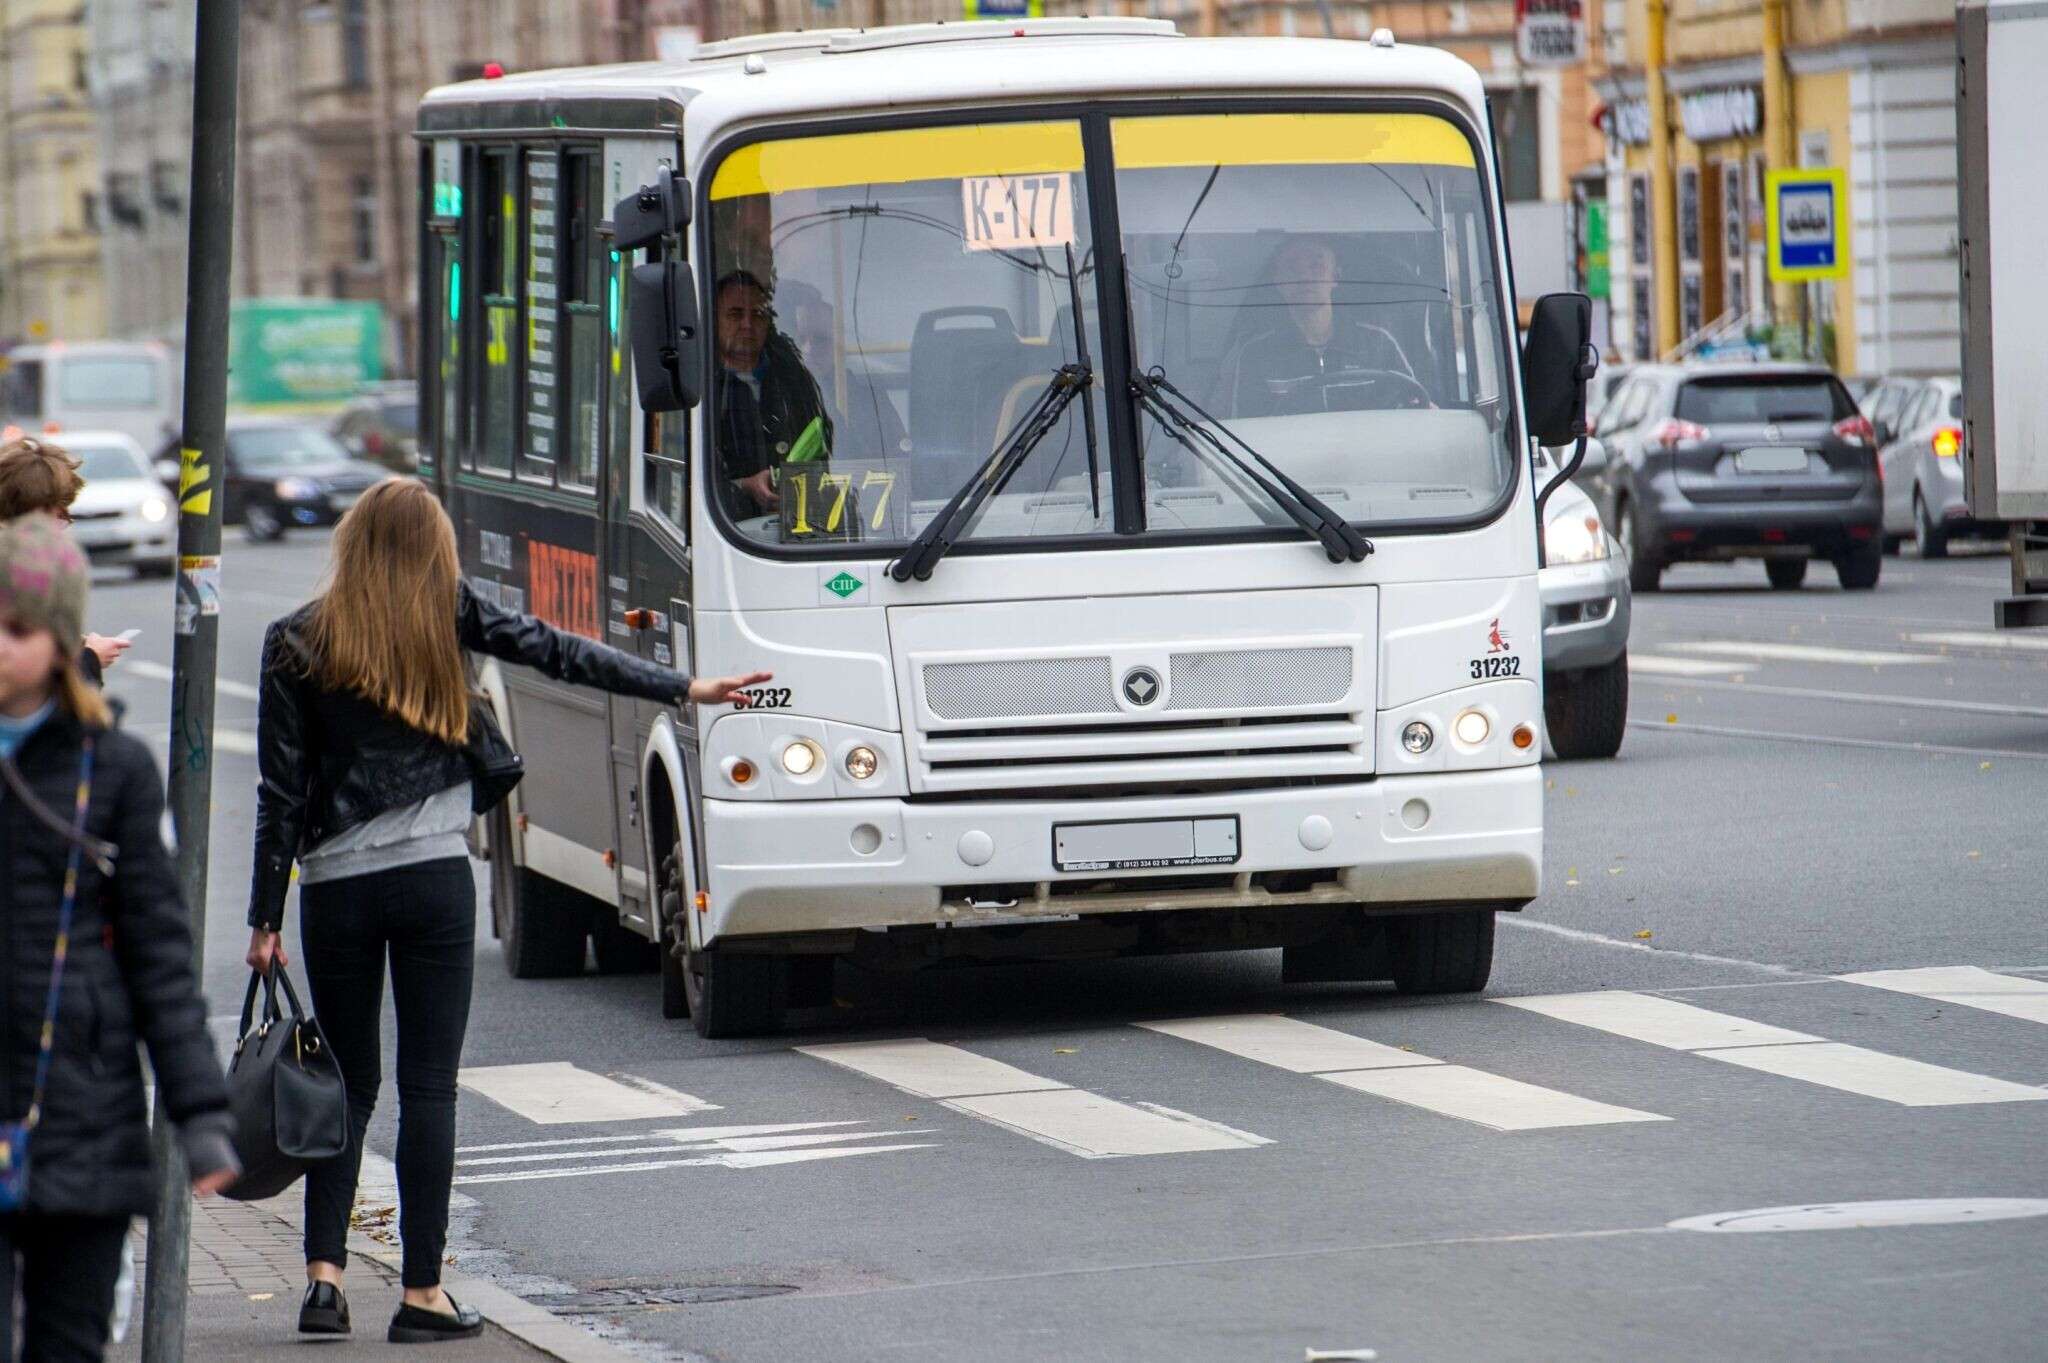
[1607,867,1623,875]
[1398,1044,1416,1052]
[248,1292,274,1302]
[1665,713,1678,724]
[1980,761,1993,771]
[1967,850,1981,859]
[1633,930,1653,940]
[1053,1048,1077,1055]
[1566,879,1580,887]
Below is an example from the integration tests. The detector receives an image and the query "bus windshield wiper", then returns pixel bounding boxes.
[888,362,1093,582]
[1130,368,1373,563]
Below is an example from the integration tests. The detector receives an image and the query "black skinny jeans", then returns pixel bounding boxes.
[0,1213,129,1363]
[299,856,475,1289]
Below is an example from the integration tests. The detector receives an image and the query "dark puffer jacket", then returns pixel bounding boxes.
[2,712,237,1216]
[249,580,692,931]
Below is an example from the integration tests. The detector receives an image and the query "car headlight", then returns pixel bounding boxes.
[139,496,169,523]
[1545,508,1610,564]
[274,476,321,501]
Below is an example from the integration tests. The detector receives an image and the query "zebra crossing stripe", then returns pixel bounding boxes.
[1836,967,2048,1027]
[1498,992,2048,1107]
[457,1062,719,1124]
[1139,1014,1667,1131]
[1672,640,1938,667]
[797,1039,1270,1158]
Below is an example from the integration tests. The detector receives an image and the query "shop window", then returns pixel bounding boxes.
[1631,278,1653,361]
[1629,173,1650,267]
[1677,166,1701,264]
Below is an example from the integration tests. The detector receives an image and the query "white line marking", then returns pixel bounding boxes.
[124,659,262,700]
[1908,630,2048,653]
[456,1062,719,1124]
[1630,719,2048,763]
[1627,675,2048,720]
[1499,992,1820,1050]
[457,1129,902,1168]
[1627,654,1751,677]
[1497,916,1808,977]
[1498,991,2048,1107]
[1672,640,1938,667]
[455,1121,858,1154]
[1141,1015,1665,1131]
[799,1038,1267,1158]
[1837,967,2048,1027]
[452,1143,934,1184]
[1702,1042,2046,1106]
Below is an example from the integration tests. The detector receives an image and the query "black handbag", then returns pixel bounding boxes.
[222,964,349,1202]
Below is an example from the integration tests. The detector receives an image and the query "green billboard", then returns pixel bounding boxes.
[228,299,384,406]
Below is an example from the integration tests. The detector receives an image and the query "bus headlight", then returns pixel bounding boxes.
[780,739,822,776]
[1544,508,1610,564]
[1452,709,1491,746]
[844,745,879,781]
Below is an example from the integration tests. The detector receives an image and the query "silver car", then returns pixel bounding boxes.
[63,431,176,577]
[1538,442,1632,759]
[1875,377,2000,558]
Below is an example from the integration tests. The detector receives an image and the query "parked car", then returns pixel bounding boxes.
[219,418,387,541]
[1876,377,2000,558]
[63,431,175,577]
[1539,442,1631,759]
[1857,374,1922,448]
[1586,362,1633,432]
[1579,362,1881,592]
[330,382,419,471]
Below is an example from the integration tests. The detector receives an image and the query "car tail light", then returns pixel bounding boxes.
[1653,418,1709,450]
[1932,426,1962,458]
[1832,414,1876,446]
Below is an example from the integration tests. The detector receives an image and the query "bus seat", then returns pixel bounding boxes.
[908,306,1028,496]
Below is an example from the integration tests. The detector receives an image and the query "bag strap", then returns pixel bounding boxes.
[237,964,285,1041]
[23,737,96,1131]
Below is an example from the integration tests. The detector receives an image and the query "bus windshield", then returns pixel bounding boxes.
[705,107,1514,553]
[58,356,160,410]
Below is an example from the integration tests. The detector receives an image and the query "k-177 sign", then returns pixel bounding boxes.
[1515,0,1585,65]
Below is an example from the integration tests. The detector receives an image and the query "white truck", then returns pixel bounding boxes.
[1957,0,2048,626]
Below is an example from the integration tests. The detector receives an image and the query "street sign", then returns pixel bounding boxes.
[1765,168,1849,283]
[964,0,1043,16]
[1515,0,1585,66]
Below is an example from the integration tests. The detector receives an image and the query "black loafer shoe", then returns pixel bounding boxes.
[298,1280,350,1335]
[387,1295,485,1344]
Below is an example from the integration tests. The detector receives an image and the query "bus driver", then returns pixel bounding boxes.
[712,270,831,517]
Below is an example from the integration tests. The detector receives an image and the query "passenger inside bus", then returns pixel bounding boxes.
[1217,237,1430,418]
[711,270,831,516]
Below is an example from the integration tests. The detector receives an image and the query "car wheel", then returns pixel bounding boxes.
[1913,491,1949,559]
[1834,538,1883,591]
[1388,908,1496,995]
[1544,651,1628,760]
[491,804,588,979]
[1618,504,1661,593]
[244,504,285,542]
[683,944,788,1039]
[1765,558,1808,590]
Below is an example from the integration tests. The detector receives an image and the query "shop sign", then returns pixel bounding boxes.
[1584,199,1611,298]
[1515,0,1585,66]
[1680,86,1761,144]
[1606,99,1652,148]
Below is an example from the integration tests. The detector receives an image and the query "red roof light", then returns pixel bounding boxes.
[482,61,505,79]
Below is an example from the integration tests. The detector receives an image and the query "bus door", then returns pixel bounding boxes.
[601,137,692,932]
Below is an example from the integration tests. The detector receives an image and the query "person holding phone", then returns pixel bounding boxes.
[0,513,239,1363]
[0,437,141,679]
[243,479,766,1343]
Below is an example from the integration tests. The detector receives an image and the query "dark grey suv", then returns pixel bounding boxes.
[1582,363,1882,592]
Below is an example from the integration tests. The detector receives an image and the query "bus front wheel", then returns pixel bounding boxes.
[1388,908,1495,995]
[683,947,788,1039]
[490,805,589,979]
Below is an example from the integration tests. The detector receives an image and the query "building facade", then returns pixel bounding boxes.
[87,0,195,342]
[0,0,104,344]
[1598,0,1959,374]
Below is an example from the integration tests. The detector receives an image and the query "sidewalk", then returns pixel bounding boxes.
[106,1189,574,1362]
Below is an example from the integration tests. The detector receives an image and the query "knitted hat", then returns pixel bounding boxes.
[0,512,89,661]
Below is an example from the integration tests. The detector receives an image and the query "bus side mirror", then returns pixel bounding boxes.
[629,260,702,412]
[613,175,690,253]
[1521,292,1595,448]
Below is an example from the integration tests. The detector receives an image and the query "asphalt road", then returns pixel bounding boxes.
[88,534,2047,1363]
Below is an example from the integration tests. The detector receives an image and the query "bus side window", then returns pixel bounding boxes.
[477,147,520,476]
[559,147,605,491]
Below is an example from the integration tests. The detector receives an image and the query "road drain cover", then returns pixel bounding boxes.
[1669,1199,2048,1234]
[532,1284,798,1314]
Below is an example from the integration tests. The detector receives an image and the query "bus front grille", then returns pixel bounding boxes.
[912,714,1368,793]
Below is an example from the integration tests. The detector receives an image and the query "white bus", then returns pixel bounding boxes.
[0,341,180,454]
[416,18,1594,1035]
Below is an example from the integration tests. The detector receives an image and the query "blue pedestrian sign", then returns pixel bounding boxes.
[1765,168,1849,283]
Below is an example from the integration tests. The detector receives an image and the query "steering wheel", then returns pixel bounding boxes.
[1319,367,1434,411]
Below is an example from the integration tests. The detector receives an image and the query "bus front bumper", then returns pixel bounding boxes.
[698,766,1541,943]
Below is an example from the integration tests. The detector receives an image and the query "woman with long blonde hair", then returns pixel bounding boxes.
[244,480,763,1343]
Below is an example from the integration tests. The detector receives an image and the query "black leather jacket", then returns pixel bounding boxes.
[249,581,690,930]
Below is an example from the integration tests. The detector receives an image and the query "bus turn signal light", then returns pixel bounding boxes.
[1511,723,1536,750]
[728,758,755,786]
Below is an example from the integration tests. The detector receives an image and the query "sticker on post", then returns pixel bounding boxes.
[962,174,1075,253]
[174,555,221,635]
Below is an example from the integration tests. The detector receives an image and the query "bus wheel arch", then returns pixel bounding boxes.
[641,720,698,1020]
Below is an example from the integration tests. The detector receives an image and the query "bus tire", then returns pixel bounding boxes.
[491,805,588,979]
[591,912,659,975]
[1388,908,1495,995]
[658,846,691,1019]
[1544,652,1628,760]
[685,947,788,1039]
